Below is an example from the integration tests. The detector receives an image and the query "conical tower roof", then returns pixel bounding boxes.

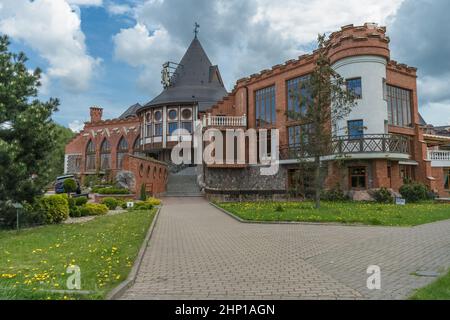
[139,37,227,112]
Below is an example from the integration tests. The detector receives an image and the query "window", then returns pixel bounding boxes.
[117,137,128,169]
[255,85,276,127]
[133,136,144,156]
[350,167,367,189]
[182,108,192,119]
[182,122,193,134]
[400,165,415,183]
[348,120,364,139]
[346,78,362,99]
[287,75,310,119]
[288,124,310,147]
[154,123,163,136]
[146,123,152,137]
[387,85,412,127]
[445,169,450,190]
[154,110,162,121]
[168,109,177,120]
[100,139,111,170]
[168,122,178,135]
[85,140,96,171]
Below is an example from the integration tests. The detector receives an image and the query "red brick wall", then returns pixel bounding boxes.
[65,116,141,173]
[122,154,168,196]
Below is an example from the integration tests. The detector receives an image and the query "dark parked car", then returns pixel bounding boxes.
[55,175,81,195]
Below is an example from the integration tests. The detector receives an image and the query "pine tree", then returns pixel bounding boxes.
[288,34,356,209]
[0,35,60,204]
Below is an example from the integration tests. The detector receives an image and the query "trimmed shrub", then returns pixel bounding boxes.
[131,202,153,211]
[63,179,77,194]
[35,195,69,224]
[93,187,131,195]
[400,183,430,203]
[372,188,394,204]
[80,203,109,217]
[321,186,348,202]
[69,206,82,218]
[140,183,147,201]
[146,197,161,206]
[74,197,88,206]
[68,197,75,209]
[101,197,119,210]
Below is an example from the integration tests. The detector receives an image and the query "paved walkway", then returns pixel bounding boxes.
[121,198,450,300]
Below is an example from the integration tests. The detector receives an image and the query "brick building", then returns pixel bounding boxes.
[65,23,450,199]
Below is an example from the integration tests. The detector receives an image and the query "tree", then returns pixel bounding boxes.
[0,35,60,205]
[48,124,75,181]
[288,34,356,209]
[63,178,77,197]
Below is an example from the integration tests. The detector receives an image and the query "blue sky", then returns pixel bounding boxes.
[1,0,449,130]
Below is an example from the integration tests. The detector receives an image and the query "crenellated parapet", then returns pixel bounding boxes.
[387,60,417,76]
[326,23,390,64]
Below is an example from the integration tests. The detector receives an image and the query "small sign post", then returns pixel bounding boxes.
[395,197,406,206]
[127,202,134,209]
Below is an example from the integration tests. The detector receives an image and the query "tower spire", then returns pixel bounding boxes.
[194,22,200,38]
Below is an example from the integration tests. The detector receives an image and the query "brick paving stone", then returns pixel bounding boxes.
[121,197,450,300]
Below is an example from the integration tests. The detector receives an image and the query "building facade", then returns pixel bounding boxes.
[65,23,450,200]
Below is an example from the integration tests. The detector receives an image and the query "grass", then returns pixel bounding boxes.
[0,209,157,300]
[217,201,450,226]
[411,269,450,300]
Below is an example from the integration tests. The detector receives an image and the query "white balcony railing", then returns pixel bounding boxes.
[203,114,247,127]
[428,150,450,161]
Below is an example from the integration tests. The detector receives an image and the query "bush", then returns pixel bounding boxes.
[35,195,69,224]
[67,197,75,209]
[146,197,161,206]
[74,196,88,206]
[63,179,77,194]
[372,188,393,204]
[80,203,109,217]
[131,202,153,211]
[69,206,82,218]
[321,186,348,201]
[140,183,147,201]
[101,197,119,210]
[400,183,430,203]
[93,187,131,195]
[275,204,284,212]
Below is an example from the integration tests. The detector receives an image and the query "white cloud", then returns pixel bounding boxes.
[107,3,132,15]
[0,0,101,92]
[68,120,85,132]
[67,0,103,6]
[112,0,405,96]
[113,23,184,92]
[420,100,450,126]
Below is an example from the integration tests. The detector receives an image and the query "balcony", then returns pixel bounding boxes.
[280,134,411,161]
[428,150,450,167]
[203,114,247,127]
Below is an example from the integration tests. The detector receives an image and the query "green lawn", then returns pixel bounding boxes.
[411,270,450,300]
[0,209,156,300]
[217,201,450,226]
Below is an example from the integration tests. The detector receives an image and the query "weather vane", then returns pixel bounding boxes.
[194,22,200,38]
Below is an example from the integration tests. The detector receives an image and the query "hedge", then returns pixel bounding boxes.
[35,195,69,224]
[80,203,109,217]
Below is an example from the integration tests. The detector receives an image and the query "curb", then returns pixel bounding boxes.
[106,206,162,300]
[209,202,405,228]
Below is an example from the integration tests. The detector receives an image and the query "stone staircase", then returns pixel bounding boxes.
[165,166,203,197]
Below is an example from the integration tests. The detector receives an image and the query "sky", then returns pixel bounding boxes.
[0,0,448,131]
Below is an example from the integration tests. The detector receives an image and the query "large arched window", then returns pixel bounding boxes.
[85,140,96,171]
[117,137,129,169]
[133,136,145,157]
[100,139,111,170]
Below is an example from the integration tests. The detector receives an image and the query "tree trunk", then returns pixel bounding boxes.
[314,155,321,209]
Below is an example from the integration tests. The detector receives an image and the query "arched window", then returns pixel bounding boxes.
[117,137,129,169]
[133,136,144,157]
[85,140,96,171]
[100,139,111,170]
